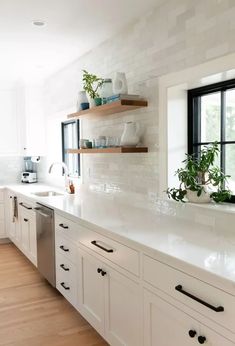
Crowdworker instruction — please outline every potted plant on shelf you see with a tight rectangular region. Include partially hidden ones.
[82,70,104,107]
[166,142,231,203]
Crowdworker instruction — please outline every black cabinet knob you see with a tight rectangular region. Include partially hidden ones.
[188,330,197,338]
[97,268,102,274]
[101,270,107,276]
[198,336,206,344]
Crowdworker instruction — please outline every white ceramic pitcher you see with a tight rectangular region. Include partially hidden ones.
[120,121,140,147]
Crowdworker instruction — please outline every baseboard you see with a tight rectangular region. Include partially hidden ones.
[0,238,11,244]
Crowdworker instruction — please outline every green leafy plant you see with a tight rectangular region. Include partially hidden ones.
[82,70,104,99]
[166,142,231,203]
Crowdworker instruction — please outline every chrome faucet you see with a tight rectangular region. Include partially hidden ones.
[48,162,69,191]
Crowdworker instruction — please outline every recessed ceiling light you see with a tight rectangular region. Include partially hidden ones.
[32,20,46,27]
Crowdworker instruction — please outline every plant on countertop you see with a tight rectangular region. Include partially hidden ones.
[82,70,104,100]
[166,142,231,203]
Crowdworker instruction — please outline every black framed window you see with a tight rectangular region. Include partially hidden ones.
[188,79,235,202]
[62,119,80,177]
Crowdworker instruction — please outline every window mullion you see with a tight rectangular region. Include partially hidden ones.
[221,91,226,175]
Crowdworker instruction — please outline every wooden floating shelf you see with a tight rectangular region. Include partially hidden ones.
[67,99,148,119]
[67,147,148,154]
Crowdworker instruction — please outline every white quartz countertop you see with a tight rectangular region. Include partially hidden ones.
[4,183,235,294]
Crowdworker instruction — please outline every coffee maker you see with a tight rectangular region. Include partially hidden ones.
[21,157,39,183]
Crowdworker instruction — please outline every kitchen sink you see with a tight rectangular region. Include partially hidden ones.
[31,191,64,197]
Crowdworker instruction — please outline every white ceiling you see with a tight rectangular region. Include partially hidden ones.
[0,0,158,85]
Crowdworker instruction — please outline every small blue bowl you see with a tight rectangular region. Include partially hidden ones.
[80,102,89,110]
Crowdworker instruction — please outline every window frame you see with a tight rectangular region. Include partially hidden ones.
[61,119,80,177]
[188,78,235,203]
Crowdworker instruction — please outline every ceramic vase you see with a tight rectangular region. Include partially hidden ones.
[113,72,128,94]
[77,91,89,111]
[120,121,140,147]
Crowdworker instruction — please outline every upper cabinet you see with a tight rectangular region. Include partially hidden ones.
[0,89,21,156]
[0,85,46,157]
[22,86,46,157]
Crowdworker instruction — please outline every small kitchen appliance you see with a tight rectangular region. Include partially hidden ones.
[21,156,39,183]
[21,172,37,183]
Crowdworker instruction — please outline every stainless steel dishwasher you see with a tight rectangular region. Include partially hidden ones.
[35,203,55,287]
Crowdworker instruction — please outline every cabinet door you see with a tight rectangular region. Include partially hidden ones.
[20,212,30,254]
[105,268,142,346]
[28,211,37,266]
[144,289,234,346]
[78,249,105,335]
[0,204,5,238]
[0,89,21,155]
[5,193,18,244]
[19,206,37,266]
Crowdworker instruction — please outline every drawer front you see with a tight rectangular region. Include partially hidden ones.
[55,232,77,264]
[79,228,139,276]
[143,255,235,333]
[56,252,77,283]
[55,213,83,241]
[56,269,77,307]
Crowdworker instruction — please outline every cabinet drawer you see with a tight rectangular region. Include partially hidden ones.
[143,255,235,333]
[55,232,77,264]
[56,252,77,283]
[80,228,139,276]
[55,213,83,241]
[56,269,77,307]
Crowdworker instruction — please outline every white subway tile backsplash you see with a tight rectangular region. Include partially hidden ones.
[43,0,235,199]
[0,157,23,184]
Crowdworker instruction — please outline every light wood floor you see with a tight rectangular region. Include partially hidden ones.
[0,243,108,346]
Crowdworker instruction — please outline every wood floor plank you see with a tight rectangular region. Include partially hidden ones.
[0,243,108,346]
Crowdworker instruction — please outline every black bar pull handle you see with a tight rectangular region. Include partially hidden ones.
[60,245,69,252]
[175,285,224,312]
[60,264,70,271]
[59,223,69,229]
[19,202,32,210]
[24,218,29,222]
[60,282,70,290]
[91,240,114,253]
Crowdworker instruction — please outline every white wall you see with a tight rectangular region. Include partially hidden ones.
[43,0,235,198]
[167,84,188,188]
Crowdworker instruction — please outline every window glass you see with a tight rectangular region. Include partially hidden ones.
[62,120,80,177]
[201,92,221,143]
[188,79,235,202]
[225,89,235,141]
[225,144,235,194]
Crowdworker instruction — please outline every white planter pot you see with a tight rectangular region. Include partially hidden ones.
[186,187,211,203]
[87,96,96,108]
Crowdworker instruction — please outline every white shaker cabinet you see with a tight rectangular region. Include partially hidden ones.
[5,190,19,244]
[0,89,21,156]
[78,249,106,336]
[0,188,5,238]
[18,198,37,266]
[78,248,142,346]
[22,86,46,156]
[143,289,234,346]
